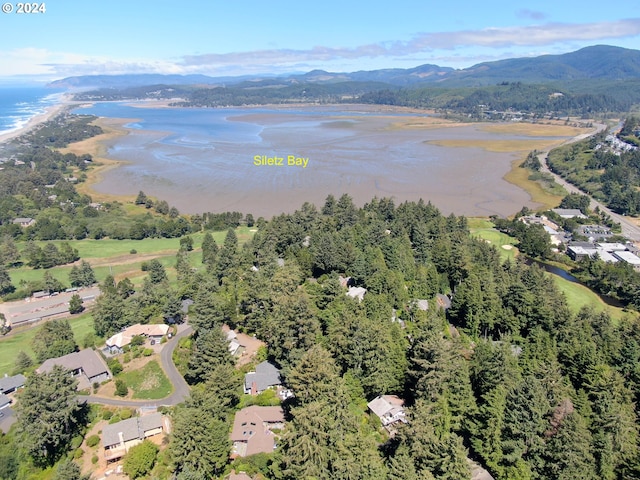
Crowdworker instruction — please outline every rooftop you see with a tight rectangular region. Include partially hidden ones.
[102,413,163,448]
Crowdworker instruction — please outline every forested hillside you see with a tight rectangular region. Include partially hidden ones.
[165,196,640,479]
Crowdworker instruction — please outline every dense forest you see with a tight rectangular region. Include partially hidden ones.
[3,193,640,479]
[547,116,640,215]
[74,80,632,117]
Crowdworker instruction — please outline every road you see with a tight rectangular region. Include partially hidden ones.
[537,124,640,243]
[78,324,193,407]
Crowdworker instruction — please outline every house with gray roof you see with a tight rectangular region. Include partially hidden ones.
[102,413,164,462]
[37,349,111,390]
[244,361,282,395]
[0,394,10,410]
[0,374,25,395]
[368,395,407,428]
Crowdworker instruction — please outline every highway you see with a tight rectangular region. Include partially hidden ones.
[537,124,640,243]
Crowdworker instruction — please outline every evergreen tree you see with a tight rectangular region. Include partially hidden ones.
[16,365,84,466]
[31,319,77,363]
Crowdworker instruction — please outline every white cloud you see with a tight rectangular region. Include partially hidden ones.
[2,18,640,78]
[180,19,640,68]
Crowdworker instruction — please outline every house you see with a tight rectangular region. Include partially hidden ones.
[552,208,587,219]
[230,406,285,458]
[367,395,407,428]
[37,349,111,390]
[105,323,170,354]
[102,413,164,462]
[225,328,246,357]
[244,361,282,395]
[346,286,367,302]
[0,374,25,395]
[0,394,10,410]
[12,217,35,227]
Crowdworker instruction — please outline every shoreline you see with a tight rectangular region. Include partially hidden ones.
[24,99,597,217]
[0,93,75,145]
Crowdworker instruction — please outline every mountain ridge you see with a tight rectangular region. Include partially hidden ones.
[48,45,640,90]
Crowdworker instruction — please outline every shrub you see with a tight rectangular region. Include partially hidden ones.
[115,379,128,397]
[91,455,98,464]
[123,440,158,479]
[107,358,123,376]
[102,410,113,420]
[86,435,100,448]
[120,408,133,420]
[130,249,137,254]
[143,348,153,357]
[74,448,83,459]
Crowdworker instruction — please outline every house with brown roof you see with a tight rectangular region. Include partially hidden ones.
[230,406,285,458]
[105,323,170,354]
[102,413,164,462]
[37,349,111,390]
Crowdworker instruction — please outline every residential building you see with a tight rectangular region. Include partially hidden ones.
[105,323,170,354]
[102,413,164,462]
[230,406,285,458]
[12,217,35,227]
[552,208,587,219]
[613,250,640,271]
[0,394,10,410]
[244,361,282,395]
[0,374,25,395]
[368,395,407,428]
[37,349,111,390]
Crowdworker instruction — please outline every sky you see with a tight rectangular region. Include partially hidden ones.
[0,0,639,82]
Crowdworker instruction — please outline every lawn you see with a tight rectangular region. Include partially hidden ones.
[118,359,173,400]
[0,312,96,376]
[551,274,627,322]
[470,227,519,262]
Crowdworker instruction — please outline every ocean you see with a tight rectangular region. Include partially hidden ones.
[0,86,65,136]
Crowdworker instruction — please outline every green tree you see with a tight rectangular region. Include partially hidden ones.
[93,290,130,337]
[53,460,90,480]
[13,350,33,374]
[201,232,218,267]
[115,379,128,397]
[31,319,77,363]
[69,260,96,287]
[0,264,14,295]
[16,365,84,466]
[123,440,158,479]
[186,327,234,385]
[68,293,84,314]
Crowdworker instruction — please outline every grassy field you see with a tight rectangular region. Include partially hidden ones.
[470,226,519,262]
[0,226,256,375]
[551,274,628,322]
[0,312,95,376]
[10,226,254,286]
[119,359,173,399]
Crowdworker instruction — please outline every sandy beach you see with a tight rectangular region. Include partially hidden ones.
[0,94,74,144]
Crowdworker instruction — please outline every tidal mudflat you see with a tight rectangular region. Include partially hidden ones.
[75,103,585,218]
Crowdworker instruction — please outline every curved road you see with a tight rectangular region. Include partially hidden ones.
[78,324,193,407]
[537,124,640,243]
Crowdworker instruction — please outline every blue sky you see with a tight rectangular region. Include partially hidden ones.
[0,0,639,81]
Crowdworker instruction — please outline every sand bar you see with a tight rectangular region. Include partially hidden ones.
[72,103,589,218]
